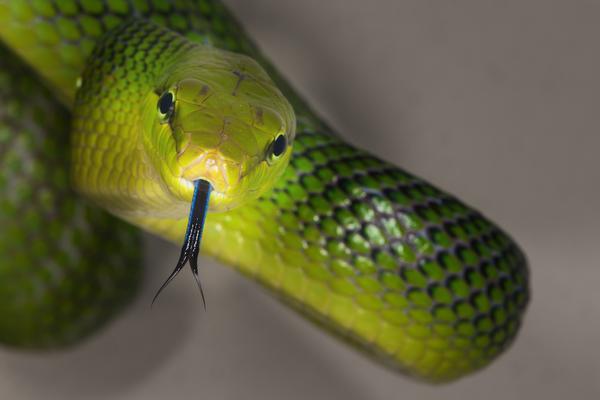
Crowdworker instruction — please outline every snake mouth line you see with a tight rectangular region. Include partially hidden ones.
[178,176,225,203]
[179,151,236,195]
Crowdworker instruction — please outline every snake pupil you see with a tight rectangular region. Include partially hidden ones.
[272,134,287,157]
[158,91,174,116]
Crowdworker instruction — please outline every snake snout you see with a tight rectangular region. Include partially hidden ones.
[179,150,240,195]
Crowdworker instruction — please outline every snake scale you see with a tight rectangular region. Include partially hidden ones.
[0,0,529,382]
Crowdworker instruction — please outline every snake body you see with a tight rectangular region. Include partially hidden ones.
[0,43,142,347]
[0,0,529,382]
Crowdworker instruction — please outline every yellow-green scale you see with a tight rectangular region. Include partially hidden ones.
[0,0,529,381]
[71,20,190,219]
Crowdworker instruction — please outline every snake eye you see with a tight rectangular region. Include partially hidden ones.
[268,134,287,163]
[157,91,175,122]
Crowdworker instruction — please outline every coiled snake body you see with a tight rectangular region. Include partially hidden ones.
[0,0,528,382]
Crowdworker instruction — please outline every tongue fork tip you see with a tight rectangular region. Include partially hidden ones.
[151,179,212,308]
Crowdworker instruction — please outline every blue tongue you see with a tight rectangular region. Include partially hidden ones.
[152,179,212,308]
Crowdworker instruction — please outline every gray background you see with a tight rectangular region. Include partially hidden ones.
[1,0,599,398]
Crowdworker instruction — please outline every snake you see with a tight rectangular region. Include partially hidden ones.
[0,0,529,382]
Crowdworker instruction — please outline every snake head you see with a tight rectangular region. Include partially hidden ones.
[142,47,295,212]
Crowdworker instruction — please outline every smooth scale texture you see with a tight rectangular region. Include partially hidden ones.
[0,0,529,381]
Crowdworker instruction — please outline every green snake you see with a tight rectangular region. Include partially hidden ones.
[0,0,529,382]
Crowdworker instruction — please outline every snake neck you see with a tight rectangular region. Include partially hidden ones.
[71,20,194,220]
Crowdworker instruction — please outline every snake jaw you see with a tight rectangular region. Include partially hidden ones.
[179,151,234,195]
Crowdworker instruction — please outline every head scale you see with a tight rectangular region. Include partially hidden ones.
[141,46,296,213]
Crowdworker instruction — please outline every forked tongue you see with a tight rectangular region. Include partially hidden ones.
[152,179,212,309]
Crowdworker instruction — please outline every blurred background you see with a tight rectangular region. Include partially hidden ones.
[1,0,599,398]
